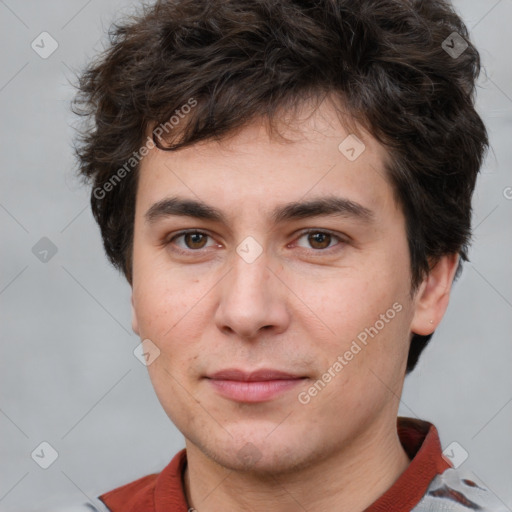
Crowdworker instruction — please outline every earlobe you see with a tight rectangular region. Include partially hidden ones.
[410,253,460,336]
[131,293,140,336]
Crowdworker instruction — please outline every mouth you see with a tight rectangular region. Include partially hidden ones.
[205,368,308,403]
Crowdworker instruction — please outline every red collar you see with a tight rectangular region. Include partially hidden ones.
[100,417,451,512]
[364,417,451,511]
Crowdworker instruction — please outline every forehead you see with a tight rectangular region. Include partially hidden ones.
[136,98,397,223]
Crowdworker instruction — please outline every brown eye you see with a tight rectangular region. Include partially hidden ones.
[295,230,342,251]
[307,232,332,250]
[183,232,208,249]
[167,230,215,252]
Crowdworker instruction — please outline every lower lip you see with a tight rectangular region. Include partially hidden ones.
[207,378,305,402]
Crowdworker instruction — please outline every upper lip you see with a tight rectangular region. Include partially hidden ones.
[207,368,305,381]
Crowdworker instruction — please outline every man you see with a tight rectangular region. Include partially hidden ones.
[69,0,503,510]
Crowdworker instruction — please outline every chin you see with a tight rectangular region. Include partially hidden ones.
[198,433,320,476]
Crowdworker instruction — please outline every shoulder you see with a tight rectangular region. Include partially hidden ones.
[37,473,160,512]
[98,472,160,511]
[51,450,188,512]
[412,466,509,511]
[38,473,158,512]
[42,500,112,512]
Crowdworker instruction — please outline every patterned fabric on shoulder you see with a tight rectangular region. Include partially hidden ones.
[412,467,508,511]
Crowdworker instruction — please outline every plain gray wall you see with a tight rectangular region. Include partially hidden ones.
[1,0,511,510]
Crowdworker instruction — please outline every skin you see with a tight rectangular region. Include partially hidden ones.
[130,96,459,512]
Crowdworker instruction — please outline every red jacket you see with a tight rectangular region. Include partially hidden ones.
[91,417,505,511]
[99,417,455,511]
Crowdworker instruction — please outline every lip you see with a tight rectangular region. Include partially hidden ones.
[205,368,307,403]
[208,368,304,381]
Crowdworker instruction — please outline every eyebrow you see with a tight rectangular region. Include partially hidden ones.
[144,195,374,225]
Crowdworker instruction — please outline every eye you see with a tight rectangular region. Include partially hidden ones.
[294,229,345,252]
[167,230,217,252]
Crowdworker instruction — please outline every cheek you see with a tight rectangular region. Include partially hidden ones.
[294,270,390,335]
[132,264,203,338]
[293,264,411,375]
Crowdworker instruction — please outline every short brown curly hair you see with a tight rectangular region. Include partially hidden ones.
[73,0,488,374]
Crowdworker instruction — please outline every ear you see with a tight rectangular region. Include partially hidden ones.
[131,293,140,336]
[410,253,460,335]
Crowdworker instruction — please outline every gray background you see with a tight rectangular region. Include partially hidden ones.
[0,0,511,510]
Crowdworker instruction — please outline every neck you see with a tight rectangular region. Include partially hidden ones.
[182,417,411,512]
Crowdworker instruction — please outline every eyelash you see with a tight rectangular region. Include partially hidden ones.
[165,228,347,256]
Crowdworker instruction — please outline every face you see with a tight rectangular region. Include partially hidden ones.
[130,97,447,474]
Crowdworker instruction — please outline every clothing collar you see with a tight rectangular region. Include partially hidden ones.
[151,417,451,512]
[99,416,451,512]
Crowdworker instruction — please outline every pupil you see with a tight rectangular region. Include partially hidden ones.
[187,233,205,248]
[310,232,330,249]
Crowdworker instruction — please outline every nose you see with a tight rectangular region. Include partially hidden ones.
[214,249,290,341]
